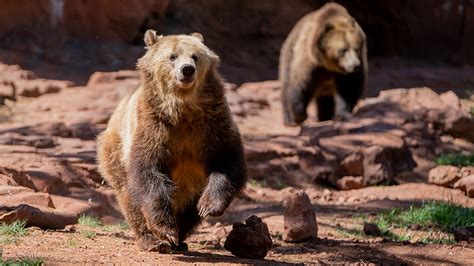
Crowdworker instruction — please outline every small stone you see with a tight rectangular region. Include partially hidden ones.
[224,215,272,259]
[65,225,76,232]
[410,224,422,230]
[282,190,318,242]
[453,226,474,242]
[363,222,382,236]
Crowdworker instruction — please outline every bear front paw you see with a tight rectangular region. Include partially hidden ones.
[197,193,227,218]
[147,222,178,246]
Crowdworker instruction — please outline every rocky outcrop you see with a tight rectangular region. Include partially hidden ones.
[63,0,169,43]
[429,166,461,188]
[0,63,472,231]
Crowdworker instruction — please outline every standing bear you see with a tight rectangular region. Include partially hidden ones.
[97,30,247,253]
[279,3,368,126]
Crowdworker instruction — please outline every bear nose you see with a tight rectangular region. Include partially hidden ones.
[181,65,195,78]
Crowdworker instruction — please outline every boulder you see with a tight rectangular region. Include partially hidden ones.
[428,166,461,188]
[453,175,474,197]
[282,190,317,242]
[2,191,54,208]
[0,204,78,230]
[224,215,272,259]
[0,167,37,190]
[338,152,364,177]
[63,0,169,42]
[25,166,69,194]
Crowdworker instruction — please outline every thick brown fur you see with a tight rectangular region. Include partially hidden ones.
[97,30,246,252]
[279,3,368,126]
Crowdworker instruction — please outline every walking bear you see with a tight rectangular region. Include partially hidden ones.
[97,30,247,253]
[279,3,368,126]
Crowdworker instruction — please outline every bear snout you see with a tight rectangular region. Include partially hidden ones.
[340,50,360,73]
[180,64,196,81]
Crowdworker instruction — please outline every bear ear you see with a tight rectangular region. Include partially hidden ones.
[191,32,204,42]
[144,30,162,47]
[324,23,334,33]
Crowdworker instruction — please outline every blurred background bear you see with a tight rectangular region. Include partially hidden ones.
[0,0,473,264]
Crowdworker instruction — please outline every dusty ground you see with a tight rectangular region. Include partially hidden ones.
[3,185,474,265]
[0,60,473,265]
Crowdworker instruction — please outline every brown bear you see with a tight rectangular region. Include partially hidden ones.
[279,3,368,126]
[97,30,247,253]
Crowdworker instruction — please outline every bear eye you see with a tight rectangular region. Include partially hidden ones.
[191,54,198,62]
[170,54,177,61]
[339,48,348,56]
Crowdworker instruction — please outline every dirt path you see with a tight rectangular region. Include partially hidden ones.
[2,183,474,265]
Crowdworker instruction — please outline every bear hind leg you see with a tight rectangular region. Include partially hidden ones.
[174,199,201,251]
[316,95,335,121]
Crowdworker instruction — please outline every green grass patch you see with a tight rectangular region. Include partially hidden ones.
[81,230,97,239]
[375,202,474,232]
[436,153,474,167]
[420,234,455,245]
[248,178,288,190]
[78,215,103,227]
[117,221,129,230]
[66,237,77,247]
[0,220,27,237]
[335,227,365,239]
[470,106,474,116]
[103,221,129,232]
[0,257,44,266]
[369,202,473,244]
[0,220,27,244]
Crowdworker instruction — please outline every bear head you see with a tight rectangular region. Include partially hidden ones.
[137,30,219,97]
[317,16,365,74]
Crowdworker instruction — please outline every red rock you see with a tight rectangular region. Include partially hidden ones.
[25,166,69,194]
[0,191,54,208]
[0,132,56,148]
[50,195,95,215]
[282,189,317,242]
[0,184,34,195]
[453,175,474,197]
[87,71,139,87]
[0,0,53,41]
[428,166,461,188]
[63,1,169,42]
[14,79,71,98]
[224,215,272,259]
[0,167,37,190]
[338,152,364,177]
[337,176,365,190]
[0,204,78,230]
[0,83,15,104]
[460,167,474,178]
